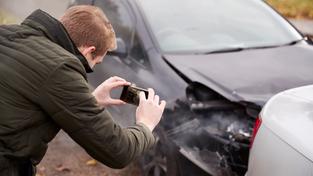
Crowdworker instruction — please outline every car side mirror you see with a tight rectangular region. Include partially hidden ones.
[107,38,128,58]
[304,35,313,45]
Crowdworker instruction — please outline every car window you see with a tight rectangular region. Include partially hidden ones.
[94,0,134,48]
[95,0,149,67]
[129,34,148,66]
[137,0,303,53]
[70,0,93,5]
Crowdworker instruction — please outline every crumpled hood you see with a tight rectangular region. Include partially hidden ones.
[164,43,313,106]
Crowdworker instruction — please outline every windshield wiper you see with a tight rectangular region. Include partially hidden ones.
[199,38,305,55]
[203,47,245,54]
[247,38,304,50]
[283,38,304,46]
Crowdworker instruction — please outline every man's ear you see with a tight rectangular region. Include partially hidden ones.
[79,46,96,59]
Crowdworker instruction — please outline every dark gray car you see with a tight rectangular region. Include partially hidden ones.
[72,0,313,175]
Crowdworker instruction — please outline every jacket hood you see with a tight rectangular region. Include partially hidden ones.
[164,44,313,106]
[21,9,93,73]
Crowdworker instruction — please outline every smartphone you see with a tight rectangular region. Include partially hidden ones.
[120,84,149,106]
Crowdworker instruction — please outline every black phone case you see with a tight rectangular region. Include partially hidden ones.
[120,85,149,106]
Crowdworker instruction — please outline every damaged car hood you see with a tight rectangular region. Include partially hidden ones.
[163,44,313,106]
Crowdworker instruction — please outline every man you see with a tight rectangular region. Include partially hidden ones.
[0,5,166,176]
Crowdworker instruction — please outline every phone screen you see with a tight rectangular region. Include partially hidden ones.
[120,85,149,106]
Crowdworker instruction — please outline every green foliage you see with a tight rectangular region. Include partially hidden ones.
[266,0,313,19]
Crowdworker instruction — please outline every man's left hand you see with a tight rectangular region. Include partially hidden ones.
[92,76,130,107]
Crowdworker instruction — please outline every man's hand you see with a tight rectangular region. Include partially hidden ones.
[136,88,166,132]
[92,76,130,107]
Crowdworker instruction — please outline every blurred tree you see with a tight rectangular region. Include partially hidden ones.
[267,0,313,19]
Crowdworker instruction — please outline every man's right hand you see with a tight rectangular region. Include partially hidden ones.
[135,88,166,132]
[92,76,130,107]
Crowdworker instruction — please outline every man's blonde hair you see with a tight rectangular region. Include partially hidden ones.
[60,5,116,56]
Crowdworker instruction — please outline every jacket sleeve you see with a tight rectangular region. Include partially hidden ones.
[37,60,155,168]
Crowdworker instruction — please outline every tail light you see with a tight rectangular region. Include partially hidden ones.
[250,117,262,148]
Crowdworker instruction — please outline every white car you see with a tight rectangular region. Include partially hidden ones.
[246,85,313,176]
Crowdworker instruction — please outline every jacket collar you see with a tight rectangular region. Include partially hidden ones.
[21,9,93,73]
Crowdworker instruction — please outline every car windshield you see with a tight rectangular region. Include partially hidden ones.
[137,0,303,54]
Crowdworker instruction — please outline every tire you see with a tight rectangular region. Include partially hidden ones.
[140,127,179,176]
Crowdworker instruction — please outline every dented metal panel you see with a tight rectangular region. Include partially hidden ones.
[160,92,255,175]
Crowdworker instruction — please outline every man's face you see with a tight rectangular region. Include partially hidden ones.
[86,51,106,68]
[78,38,117,68]
[78,46,106,68]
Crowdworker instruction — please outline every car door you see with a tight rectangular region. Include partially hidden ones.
[88,0,154,126]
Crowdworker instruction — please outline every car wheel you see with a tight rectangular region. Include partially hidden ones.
[140,127,178,176]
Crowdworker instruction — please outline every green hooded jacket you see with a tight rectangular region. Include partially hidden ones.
[0,9,155,175]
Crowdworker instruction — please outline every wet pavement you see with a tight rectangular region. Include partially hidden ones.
[37,130,141,176]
